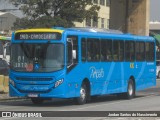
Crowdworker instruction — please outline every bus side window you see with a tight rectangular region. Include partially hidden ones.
[125,41,135,61]
[100,39,112,61]
[81,38,86,62]
[136,41,145,61]
[119,41,124,61]
[146,42,155,61]
[93,39,100,61]
[87,39,92,61]
[87,38,100,61]
[113,40,124,62]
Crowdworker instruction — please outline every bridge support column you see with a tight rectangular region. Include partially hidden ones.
[110,0,150,36]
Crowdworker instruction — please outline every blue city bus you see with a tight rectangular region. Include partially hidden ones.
[9,28,156,105]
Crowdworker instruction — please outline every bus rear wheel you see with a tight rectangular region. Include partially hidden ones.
[117,79,135,99]
[31,98,44,104]
[74,84,87,105]
[125,79,135,99]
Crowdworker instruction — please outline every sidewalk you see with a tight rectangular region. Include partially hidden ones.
[0,93,17,101]
[0,93,27,101]
[0,93,9,100]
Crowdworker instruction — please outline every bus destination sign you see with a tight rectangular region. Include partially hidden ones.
[15,32,62,40]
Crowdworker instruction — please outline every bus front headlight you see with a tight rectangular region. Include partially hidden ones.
[55,79,64,88]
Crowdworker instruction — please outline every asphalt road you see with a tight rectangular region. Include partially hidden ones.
[0,80,160,120]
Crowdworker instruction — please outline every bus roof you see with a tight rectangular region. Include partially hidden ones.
[63,27,155,41]
[14,27,155,42]
[65,27,123,34]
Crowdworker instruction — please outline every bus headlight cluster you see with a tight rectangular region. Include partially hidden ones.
[55,79,64,88]
[10,79,15,87]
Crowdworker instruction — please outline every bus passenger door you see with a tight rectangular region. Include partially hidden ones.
[66,35,79,97]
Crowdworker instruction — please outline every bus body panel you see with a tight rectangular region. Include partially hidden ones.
[9,28,156,100]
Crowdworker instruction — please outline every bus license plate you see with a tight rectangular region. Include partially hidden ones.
[28,94,38,97]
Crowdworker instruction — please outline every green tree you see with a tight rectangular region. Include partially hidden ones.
[11,0,100,29]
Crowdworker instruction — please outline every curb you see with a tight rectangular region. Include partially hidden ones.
[0,94,28,102]
[0,97,29,102]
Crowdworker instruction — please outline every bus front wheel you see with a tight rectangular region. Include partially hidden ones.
[74,84,87,105]
[31,98,44,104]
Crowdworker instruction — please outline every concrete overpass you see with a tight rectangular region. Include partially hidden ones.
[110,0,150,36]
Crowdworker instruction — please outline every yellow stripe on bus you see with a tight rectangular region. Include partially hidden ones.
[15,29,64,34]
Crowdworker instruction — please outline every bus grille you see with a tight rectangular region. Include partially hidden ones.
[16,77,53,81]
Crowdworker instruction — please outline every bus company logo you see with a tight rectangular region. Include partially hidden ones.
[89,66,104,79]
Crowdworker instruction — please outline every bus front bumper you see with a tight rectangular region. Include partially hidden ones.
[9,84,66,98]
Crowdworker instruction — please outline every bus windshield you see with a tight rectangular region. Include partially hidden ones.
[11,43,64,72]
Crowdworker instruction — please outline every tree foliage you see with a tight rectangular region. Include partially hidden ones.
[10,0,100,29]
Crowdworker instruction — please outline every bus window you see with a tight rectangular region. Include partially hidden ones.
[81,38,86,62]
[87,39,93,61]
[113,40,124,61]
[136,42,145,61]
[119,41,124,61]
[93,39,100,61]
[87,38,100,61]
[146,42,155,61]
[125,41,135,61]
[101,39,112,61]
[113,41,119,61]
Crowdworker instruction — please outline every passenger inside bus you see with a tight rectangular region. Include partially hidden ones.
[106,50,111,60]
[87,52,91,60]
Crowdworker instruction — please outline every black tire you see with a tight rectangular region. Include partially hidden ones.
[31,98,44,104]
[125,80,135,99]
[117,80,135,99]
[74,84,87,105]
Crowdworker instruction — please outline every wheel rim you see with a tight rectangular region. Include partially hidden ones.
[80,87,86,100]
[128,83,133,96]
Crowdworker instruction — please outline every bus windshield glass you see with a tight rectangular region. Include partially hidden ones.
[11,43,64,72]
